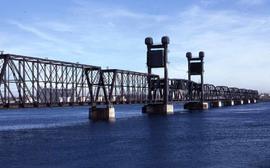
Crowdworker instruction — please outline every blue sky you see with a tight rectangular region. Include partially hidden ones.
[1,0,270,92]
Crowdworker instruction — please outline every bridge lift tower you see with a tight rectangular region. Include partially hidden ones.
[142,36,174,114]
[184,51,209,110]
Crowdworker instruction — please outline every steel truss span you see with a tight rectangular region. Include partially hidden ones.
[0,54,100,108]
[0,54,259,108]
[95,69,150,104]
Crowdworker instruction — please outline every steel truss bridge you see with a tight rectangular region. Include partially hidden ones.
[0,53,258,108]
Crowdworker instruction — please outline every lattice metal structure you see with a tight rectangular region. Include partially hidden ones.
[0,53,259,109]
[145,36,170,105]
[92,69,151,104]
[0,54,100,108]
[169,79,193,101]
[202,85,259,101]
[186,52,205,101]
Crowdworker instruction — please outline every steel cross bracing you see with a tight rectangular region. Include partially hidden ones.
[0,54,100,108]
[86,70,258,104]
[203,85,259,101]
[99,69,150,104]
[0,53,259,108]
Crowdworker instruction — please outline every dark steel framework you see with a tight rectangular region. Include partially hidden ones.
[145,36,170,105]
[85,71,259,104]
[186,52,205,102]
[97,69,150,104]
[0,53,259,108]
[0,54,100,108]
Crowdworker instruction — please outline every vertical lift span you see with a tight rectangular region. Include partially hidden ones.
[142,36,174,114]
[184,51,209,110]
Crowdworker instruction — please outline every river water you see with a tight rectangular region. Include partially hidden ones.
[0,102,270,168]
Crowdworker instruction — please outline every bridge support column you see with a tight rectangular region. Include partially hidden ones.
[210,101,223,108]
[142,103,174,115]
[142,36,174,115]
[234,100,244,105]
[243,99,251,104]
[185,52,207,111]
[251,99,257,103]
[184,102,209,110]
[224,100,234,106]
[89,105,115,121]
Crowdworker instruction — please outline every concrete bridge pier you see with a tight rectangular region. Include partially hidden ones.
[243,99,251,104]
[210,100,223,108]
[142,103,174,115]
[251,99,257,103]
[184,101,209,110]
[89,105,115,121]
[224,100,235,106]
[234,100,244,105]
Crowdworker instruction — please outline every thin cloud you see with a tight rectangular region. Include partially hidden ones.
[238,0,266,5]
[8,20,63,43]
[71,1,169,24]
[100,8,168,22]
[36,21,73,32]
[166,6,270,91]
[2,1,270,92]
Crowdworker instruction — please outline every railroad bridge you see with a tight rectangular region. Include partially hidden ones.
[0,36,258,121]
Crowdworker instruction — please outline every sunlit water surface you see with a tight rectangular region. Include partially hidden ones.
[0,102,270,168]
